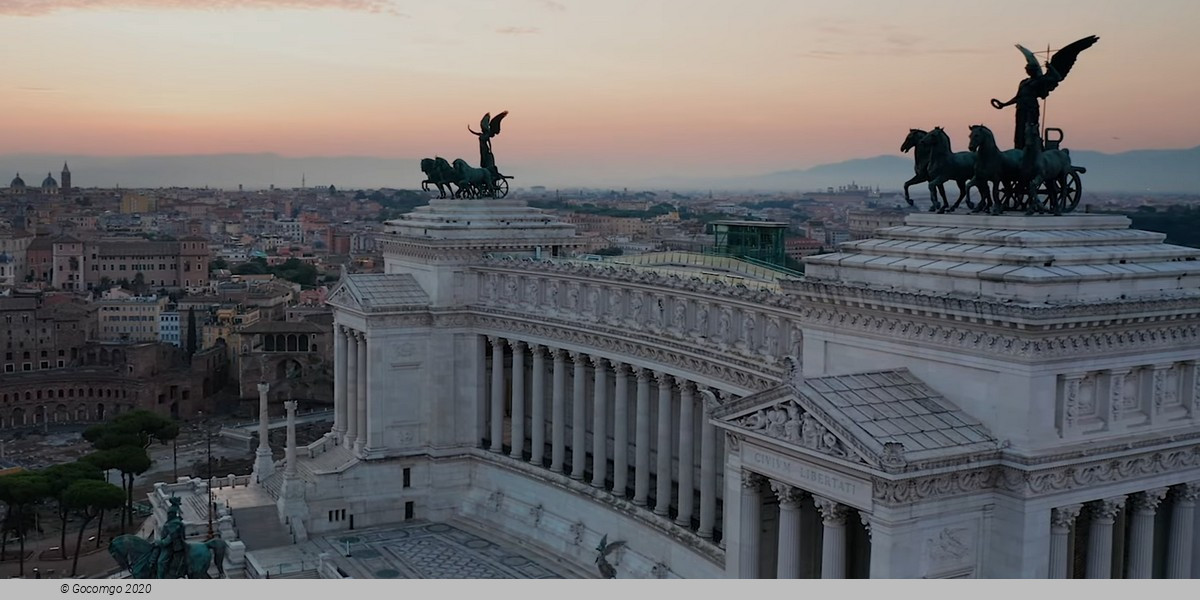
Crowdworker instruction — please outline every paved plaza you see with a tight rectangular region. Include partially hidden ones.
[253,520,582,579]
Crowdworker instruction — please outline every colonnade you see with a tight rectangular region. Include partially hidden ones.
[736,471,869,579]
[481,334,727,541]
[331,324,369,454]
[1048,482,1200,578]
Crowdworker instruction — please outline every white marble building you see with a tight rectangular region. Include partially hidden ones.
[266,199,1200,578]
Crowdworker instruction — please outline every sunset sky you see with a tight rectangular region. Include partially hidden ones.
[1,0,1197,185]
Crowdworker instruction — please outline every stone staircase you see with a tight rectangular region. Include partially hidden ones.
[260,471,284,500]
[231,505,292,551]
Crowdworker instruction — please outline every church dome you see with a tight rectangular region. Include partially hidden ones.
[42,172,58,188]
[10,173,25,188]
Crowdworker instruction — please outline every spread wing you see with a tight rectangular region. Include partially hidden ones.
[1016,44,1041,77]
[1049,35,1099,80]
[600,540,627,557]
[489,110,509,137]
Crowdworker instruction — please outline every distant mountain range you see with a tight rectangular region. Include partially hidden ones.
[2,146,1197,194]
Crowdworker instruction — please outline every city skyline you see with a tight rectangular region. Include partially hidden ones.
[2,0,1198,185]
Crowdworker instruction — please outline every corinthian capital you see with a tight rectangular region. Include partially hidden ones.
[1050,504,1082,530]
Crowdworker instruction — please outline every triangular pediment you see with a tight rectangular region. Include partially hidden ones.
[325,273,430,313]
[717,369,996,471]
[325,280,362,311]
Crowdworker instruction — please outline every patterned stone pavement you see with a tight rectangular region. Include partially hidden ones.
[313,521,569,579]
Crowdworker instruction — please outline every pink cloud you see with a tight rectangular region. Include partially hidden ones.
[0,0,400,16]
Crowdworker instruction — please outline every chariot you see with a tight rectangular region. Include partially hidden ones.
[994,127,1086,214]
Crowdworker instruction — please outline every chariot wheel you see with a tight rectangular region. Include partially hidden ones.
[1062,170,1082,213]
[494,178,509,199]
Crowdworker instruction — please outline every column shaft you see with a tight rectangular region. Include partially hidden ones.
[1127,489,1167,579]
[530,346,546,466]
[654,373,673,516]
[612,363,629,498]
[1086,497,1125,579]
[738,472,762,579]
[675,379,695,527]
[633,368,651,506]
[571,352,587,480]
[489,337,505,453]
[354,330,368,454]
[591,357,608,488]
[284,400,297,477]
[773,483,803,579]
[510,341,526,459]
[698,390,718,539]
[550,350,566,473]
[332,325,346,439]
[1049,504,1082,579]
[1167,484,1199,578]
[815,496,848,579]
[343,331,358,449]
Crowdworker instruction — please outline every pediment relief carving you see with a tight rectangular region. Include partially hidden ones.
[733,398,872,466]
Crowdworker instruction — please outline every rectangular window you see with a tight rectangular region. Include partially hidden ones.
[39,361,49,369]
[404,502,414,520]
[403,468,411,488]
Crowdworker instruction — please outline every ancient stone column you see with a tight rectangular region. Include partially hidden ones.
[698,388,718,539]
[489,336,505,453]
[1127,488,1168,578]
[738,471,763,579]
[654,371,673,517]
[1167,482,1200,578]
[571,351,587,480]
[1049,504,1083,579]
[772,481,804,579]
[814,495,848,579]
[675,378,695,528]
[633,367,651,506]
[283,400,298,477]
[611,362,629,498]
[1086,496,1127,579]
[591,356,608,488]
[332,325,346,441]
[253,382,274,483]
[509,340,526,459]
[551,349,567,473]
[354,329,368,455]
[529,345,546,466]
[344,331,358,450]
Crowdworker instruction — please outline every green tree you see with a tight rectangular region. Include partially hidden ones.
[186,309,198,358]
[64,480,124,577]
[0,472,51,577]
[82,411,179,526]
[132,272,147,294]
[209,257,228,272]
[42,462,103,560]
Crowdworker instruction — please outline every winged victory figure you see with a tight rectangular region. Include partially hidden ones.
[990,35,1099,149]
[595,534,627,579]
[468,110,509,178]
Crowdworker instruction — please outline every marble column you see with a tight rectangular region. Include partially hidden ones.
[675,378,695,528]
[1049,504,1083,579]
[698,388,719,539]
[814,495,848,579]
[344,331,358,450]
[332,325,346,441]
[772,481,804,579]
[253,382,274,483]
[633,367,652,506]
[550,349,567,473]
[489,336,505,453]
[1127,488,1168,578]
[529,345,546,467]
[1167,482,1200,578]
[1086,496,1127,579]
[509,340,526,459]
[571,351,587,480]
[738,471,764,579]
[354,330,368,455]
[591,356,608,488]
[611,362,629,498]
[283,400,298,477]
[654,371,673,517]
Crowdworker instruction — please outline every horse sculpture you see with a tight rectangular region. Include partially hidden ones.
[966,124,1023,215]
[1020,123,1079,215]
[451,158,494,199]
[902,128,971,210]
[916,127,976,213]
[420,157,459,199]
[109,534,227,579]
